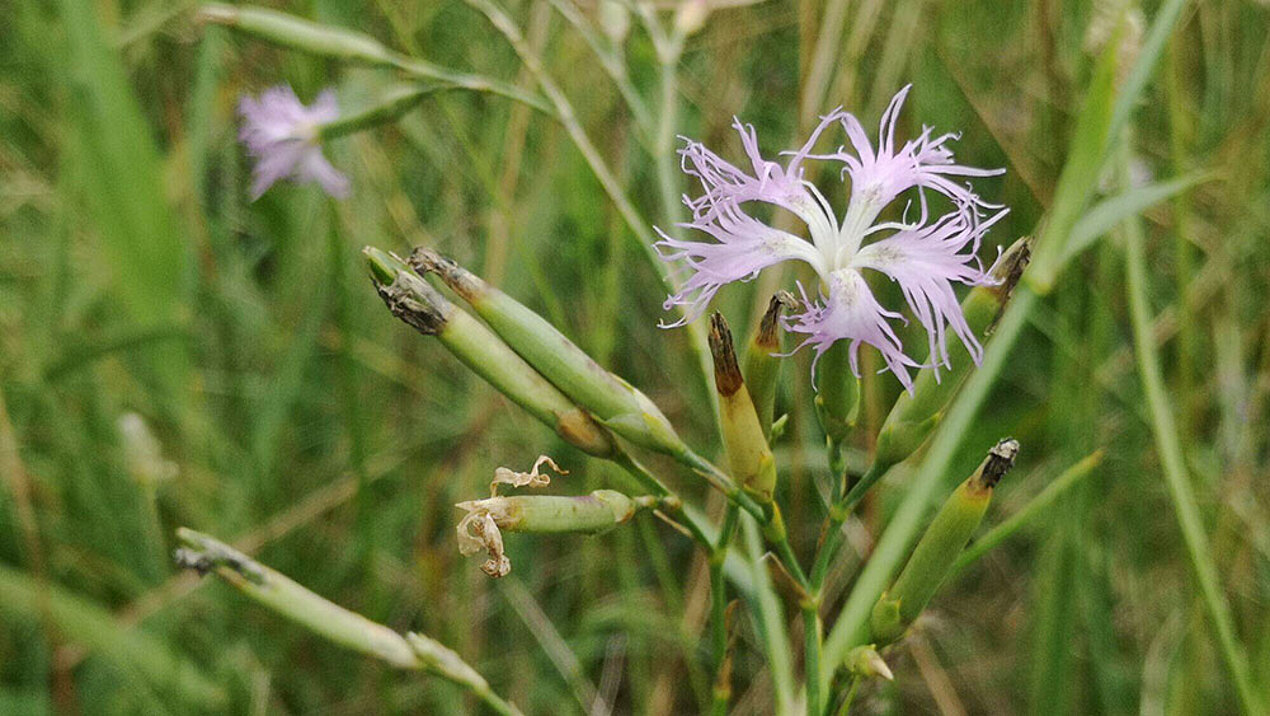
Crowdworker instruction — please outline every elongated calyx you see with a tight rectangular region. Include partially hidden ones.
[861,236,1031,490]
[456,489,661,578]
[410,248,687,458]
[710,313,777,502]
[365,247,616,458]
[743,292,793,438]
[814,340,861,445]
[870,438,1019,645]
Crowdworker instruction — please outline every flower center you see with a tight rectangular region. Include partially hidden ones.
[833,182,886,268]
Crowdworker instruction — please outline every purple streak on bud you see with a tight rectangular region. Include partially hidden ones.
[238,85,349,200]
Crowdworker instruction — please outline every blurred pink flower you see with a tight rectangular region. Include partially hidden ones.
[657,85,1007,391]
[238,85,349,200]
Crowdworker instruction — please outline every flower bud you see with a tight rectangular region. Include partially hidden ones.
[743,293,792,439]
[410,249,687,457]
[365,247,616,458]
[866,237,1031,487]
[814,340,860,445]
[845,645,894,681]
[198,4,396,66]
[709,313,777,502]
[870,439,1019,645]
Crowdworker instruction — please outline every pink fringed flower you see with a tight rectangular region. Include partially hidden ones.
[657,85,1007,391]
[238,85,349,200]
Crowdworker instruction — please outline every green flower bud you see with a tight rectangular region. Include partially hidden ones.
[198,4,396,66]
[743,292,792,439]
[815,340,860,445]
[410,249,687,457]
[845,645,894,681]
[870,439,1019,645]
[709,313,777,502]
[854,237,1031,500]
[365,247,616,458]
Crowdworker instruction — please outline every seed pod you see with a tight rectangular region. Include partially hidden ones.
[710,313,777,502]
[456,490,660,577]
[870,439,1019,645]
[174,528,418,668]
[863,237,1031,490]
[410,249,687,457]
[198,4,396,66]
[365,247,616,458]
[743,292,792,439]
[458,490,655,535]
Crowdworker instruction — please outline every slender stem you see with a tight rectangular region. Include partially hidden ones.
[677,447,766,521]
[611,449,710,543]
[810,459,879,593]
[802,602,823,716]
[835,673,861,716]
[466,0,722,422]
[709,504,740,716]
[1121,149,1262,714]
[545,0,653,131]
[654,35,685,227]
[463,0,665,285]
[771,531,810,591]
[473,686,522,716]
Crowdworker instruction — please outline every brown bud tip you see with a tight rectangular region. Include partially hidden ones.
[989,235,1032,296]
[409,247,485,302]
[979,438,1019,489]
[756,291,794,349]
[708,312,744,396]
[376,273,452,336]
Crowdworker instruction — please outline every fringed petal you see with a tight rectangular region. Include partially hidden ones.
[851,208,1009,377]
[783,270,920,392]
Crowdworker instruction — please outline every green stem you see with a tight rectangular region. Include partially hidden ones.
[771,530,810,592]
[802,601,823,716]
[1121,150,1262,714]
[835,673,861,716]
[709,505,740,716]
[819,287,1036,683]
[809,460,882,593]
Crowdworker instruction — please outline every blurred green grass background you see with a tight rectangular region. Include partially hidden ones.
[2,0,1269,713]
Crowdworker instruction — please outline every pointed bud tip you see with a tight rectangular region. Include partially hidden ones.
[409,247,484,302]
[756,291,794,348]
[980,438,1019,488]
[989,236,1032,295]
[708,312,743,396]
[848,645,895,681]
[363,246,402,285]
[373,268,452,336]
